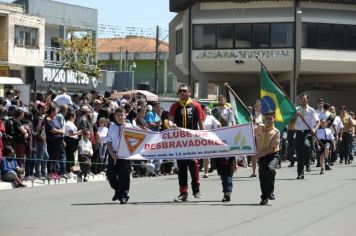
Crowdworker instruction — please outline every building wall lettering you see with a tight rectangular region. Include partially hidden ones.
[194,49,292,60]
[43,67,90,85]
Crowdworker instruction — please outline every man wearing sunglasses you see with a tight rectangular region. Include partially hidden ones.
[169,84,205,202]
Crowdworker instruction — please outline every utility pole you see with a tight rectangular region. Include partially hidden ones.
[125,50,128,71]
[119,46,122,71]
[154,25,159,95]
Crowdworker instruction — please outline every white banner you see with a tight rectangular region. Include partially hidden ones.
[117,123,256,160]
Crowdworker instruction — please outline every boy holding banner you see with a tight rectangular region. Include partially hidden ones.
[212,95,237,202]
[107,107,134,204]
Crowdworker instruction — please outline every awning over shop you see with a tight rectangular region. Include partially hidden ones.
[0,77,24,85]
[111,90,158,101]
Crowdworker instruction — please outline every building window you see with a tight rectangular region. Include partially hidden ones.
[235,24,251,48]
[193,22,294,50]
[217,24,233,49]
[318,24,332,49]
[346,25,356,50]
[176,29,183,55]
[253,24,270,48]
[303,23,356,50]
[303,23,318,48]
[14,25,39,47]
[193,25,216,49]
[332,24,345,49]
[271,23,293,48]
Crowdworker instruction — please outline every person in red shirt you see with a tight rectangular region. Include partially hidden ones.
[168,84,205,202]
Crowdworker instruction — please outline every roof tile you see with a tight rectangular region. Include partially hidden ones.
[97,37,169,53]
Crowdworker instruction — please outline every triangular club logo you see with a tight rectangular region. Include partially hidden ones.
[124,131,146,155]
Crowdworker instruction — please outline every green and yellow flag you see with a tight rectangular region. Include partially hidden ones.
[260,65,296,131]
[226,84,251,124]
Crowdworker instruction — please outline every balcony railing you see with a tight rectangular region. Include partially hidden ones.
[44,46,64,66]
[44,46,95,67]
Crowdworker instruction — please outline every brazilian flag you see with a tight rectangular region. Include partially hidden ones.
[260,65,297,131]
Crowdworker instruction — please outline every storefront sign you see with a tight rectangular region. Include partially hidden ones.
[117,124,256,160]
[194,49,292,60]
[42,67,90,85]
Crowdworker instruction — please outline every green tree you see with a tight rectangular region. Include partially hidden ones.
[60,32,101,79]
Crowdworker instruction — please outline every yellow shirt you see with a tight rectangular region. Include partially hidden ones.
[255,125,280,157]
[341,114,353,133]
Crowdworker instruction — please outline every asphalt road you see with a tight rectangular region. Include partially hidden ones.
[0,162,355,236]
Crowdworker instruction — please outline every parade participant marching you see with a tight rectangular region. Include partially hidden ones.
[201,105,221,178]
[254,110,280,206]
[329,105,344,165]
[295,93,320,179]
[339,105,354,165]
[249,100,263,177]
[318,102,336,170]
[212,95,237,202]
[107,107,134,204]
[286,117,297,168]
[316,119,335,175]
[168,84,205,202]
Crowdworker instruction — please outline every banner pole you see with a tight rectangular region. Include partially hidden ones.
[224,83,249,112]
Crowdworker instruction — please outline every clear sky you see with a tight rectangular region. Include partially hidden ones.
[3,0,176,32]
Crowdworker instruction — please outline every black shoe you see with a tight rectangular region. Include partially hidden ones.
[320,168,324,175]
[120,196,129,204]
[193,192,202,199]
[339,160,343,164]
[316,164,320,167]
[306,167,311,172]
[260,199,268,205]
[288,164,294,168]
[222,192,231,202]
[325,165,332,171]
[112,191,119,201]
[269,193,275,200]
[296,175,304,179]
[174,192,188,202]
[249,174,257,178]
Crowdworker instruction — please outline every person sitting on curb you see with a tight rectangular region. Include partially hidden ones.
[1,146,26,188]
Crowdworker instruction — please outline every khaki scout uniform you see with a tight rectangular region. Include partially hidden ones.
[255,125,280,203]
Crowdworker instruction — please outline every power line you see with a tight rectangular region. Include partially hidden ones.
[98,24,169,42]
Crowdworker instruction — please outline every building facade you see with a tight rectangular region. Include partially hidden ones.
[14,0,109,93]
[169,0,356,110]
[0,1,44,93]
[98,36,179,95]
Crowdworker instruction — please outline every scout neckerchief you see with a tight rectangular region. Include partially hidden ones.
[341,113,349,126]
[179,98,192,128]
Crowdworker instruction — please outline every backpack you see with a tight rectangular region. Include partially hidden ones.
[4,116,15,141]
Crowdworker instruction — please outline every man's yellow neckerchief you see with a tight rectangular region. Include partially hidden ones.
[179,98,193,128]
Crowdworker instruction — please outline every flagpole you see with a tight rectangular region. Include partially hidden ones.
[256,56,324,147]
[224,83,249,111]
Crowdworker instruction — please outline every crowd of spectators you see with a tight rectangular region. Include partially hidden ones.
[0,86,174,187]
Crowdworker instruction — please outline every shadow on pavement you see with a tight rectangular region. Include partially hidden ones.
[71,200,261,206]
[71,202,119,206]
